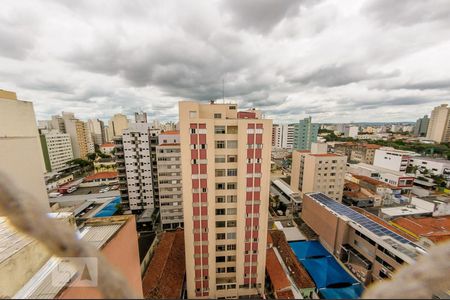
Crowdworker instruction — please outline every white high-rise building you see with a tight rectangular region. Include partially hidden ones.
[271,124,295,149]
[87,119,105,146]
[40,131,74,172]
[426,104,450,143]
[373,147,420,172]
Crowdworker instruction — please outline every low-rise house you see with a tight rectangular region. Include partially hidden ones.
[81,171,118,187]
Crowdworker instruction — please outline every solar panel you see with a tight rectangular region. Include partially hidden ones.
[309,193,417,248]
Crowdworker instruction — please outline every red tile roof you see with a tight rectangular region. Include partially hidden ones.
[84,171,118,181]
[100,143,115,147]
[161,130,180,135]
[352,174,401,190]
[266,248,291,292]
[276,289,296,299]
[391,216,450,244]
[159,143,180,146]
[142,230,185,299]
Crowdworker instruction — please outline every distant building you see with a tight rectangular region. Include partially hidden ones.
[87,118,105,145]
[135,111,148,123]
[100,142,115,155]
[50,115,66,133]
[426,104,450,143]
[108,113,129,138]
[272,124,295,149]
[0,89,48,208]
[293,117,319,150]
[334,142,381,164]
[156,131,183,230]
[344,125,359,138]
[413,115,429,137]
[290,143,346,202]
[40,130,74,172]
[179,101,272,299]
[373,147,420,172]
[62,112,95,159]
[409,157,450,177]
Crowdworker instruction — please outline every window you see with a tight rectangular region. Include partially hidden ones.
[227,182,237,190]
[227,169,237,176]
[216,209,226,215]
[216,245,226,251]
[227,195,237,203]
[217,233,226,240]
[227,220,236,227]
[227,140,238,148]
[217,267,226,273]
[227,255,236,262]
[216,221,226,228]
[216,169,226,176]
[216,141,226,149]
[216,196,226,203]
[227,232,236,239]
[214,113,222,119]
[216,256,226,263]
[227,244,236,251]
[216,183,226,190]
[227,208,237,215]
[215,126,226,134]
[227,155,237,162]
[215,155,226,163]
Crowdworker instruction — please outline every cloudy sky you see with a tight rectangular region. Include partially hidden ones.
[1,0,450,124]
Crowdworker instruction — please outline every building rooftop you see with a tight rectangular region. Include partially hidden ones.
[100,143,115,147]
[84,171,118,182]
[391,216,450,244]
[275,289,296,299]
[158,143,180,146]
[266,248,291,292]
[352,174,401,189]
[410,156,450,164]
[160,130,180,135]
[14,216,131,299]
[309,153,340,157]
[142,230,185,299]
[354,163,414,177]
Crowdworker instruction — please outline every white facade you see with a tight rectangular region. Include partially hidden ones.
[122,123,154,212]
[0,90,48,209]
[272,124,295,149]
[41,131,74,172]
[373,147,419,172]
[87,119,105,145]
[409,157,450,177]
[349,163,415,188]
[344,126,359,138]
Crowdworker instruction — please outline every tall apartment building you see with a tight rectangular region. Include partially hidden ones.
[156,131,183,229]
[50,115,65,133]
[291,143,346,202]
[271,124,295,149]
[426,104,450,143]
[179,101,272,299]
[88,118,105,145]
[40,131,74,172]
[61,112,94,159]
[344,125,359,138]
[0,89,48,209]
[373,147,419,172]
[413,115,429,137]
[119,122,155,213]
[293,117,319,150]
[108,113,129,138]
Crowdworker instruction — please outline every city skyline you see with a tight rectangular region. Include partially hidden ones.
[1,0,449,123]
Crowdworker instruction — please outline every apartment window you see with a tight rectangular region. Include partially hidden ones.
[227,220,236,227]
[216,221,226,228]
[214,113,222,119]
[217,233,226,240]
[215,155,226,163]
[216,183,226,190]
[227,182,237,190]
[227,267,236,273]
[227,140,238,149]
[215,126,226,134]
[227,195,237,203]
[227,126,238,134]
[216,245,226,251]
[227,244,236,251]
[227,232,236,239]
[227,169,237,176]
[227,155,237,162]
[216,209,226,215]
[216,169,226,177]
[227,255,236,262]
[216,141,226,149]
[217,267,226,273]
[227,208,237,215]
[216,196,226,203]
[216,256,226,263]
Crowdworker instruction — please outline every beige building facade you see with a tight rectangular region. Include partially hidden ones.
[62,112,94,159]
[108,113,129,138]
[0,89,48,209]
[426,104,450,143]
[179,101,272,299]
[291,143,346,202]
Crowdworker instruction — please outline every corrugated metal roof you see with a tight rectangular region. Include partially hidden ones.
[14,223,122,299]
[0,217,32,264]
